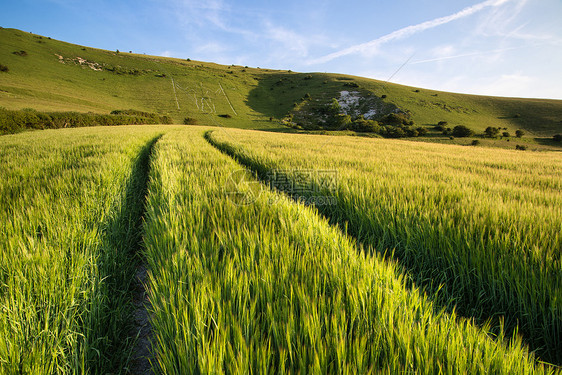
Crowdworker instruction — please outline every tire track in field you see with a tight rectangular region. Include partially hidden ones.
[122,134,163,375]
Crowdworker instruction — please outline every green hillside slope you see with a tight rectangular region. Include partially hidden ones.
[1,27,561,136]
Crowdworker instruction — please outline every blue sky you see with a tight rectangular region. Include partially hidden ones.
[2,0,562,99]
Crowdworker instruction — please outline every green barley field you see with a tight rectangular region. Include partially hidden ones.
[1,124,560,373]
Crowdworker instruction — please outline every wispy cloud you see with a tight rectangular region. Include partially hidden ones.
[307,0,512,65]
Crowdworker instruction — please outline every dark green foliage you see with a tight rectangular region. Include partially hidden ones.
[514,113,521,118]
[303,75,313,80]
[515,144,527,151]
[380,113,413,126]
[183,117,198,125]
[553,134,562,142]
[218,114,232,118]
[452,125,474,137]
[0,64,8,72]
[416,127,428,136]
[502,131,510,138]
[343,82,359,88]
[485,126,500,138]
[12,50,27,56]
[434,125,444,131]
[0,108,172,134]
[381,94,387,99]
[516,129,525,138]
[384,126,407,138]
[438,121,448,127]
[349,117,380,133]
[472,140,480,146]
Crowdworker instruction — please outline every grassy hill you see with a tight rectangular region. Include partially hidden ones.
[1,27,562,137]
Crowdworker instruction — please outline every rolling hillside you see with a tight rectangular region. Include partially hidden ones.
[1,27,562,136]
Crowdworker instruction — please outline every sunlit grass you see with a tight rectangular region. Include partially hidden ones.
[143,127,550,373]
[0,126,164,373]
[208,128,562,365]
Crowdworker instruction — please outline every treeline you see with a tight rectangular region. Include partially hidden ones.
[0,108,173,134]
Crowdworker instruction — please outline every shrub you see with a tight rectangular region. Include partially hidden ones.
[434,125,444,131]
[183,117,198,125]
[12,50,27,57]
[218,114,232,118]
[0,64,8,72]
[514,113,521,118]
[515,145,527,151]
[380,113,412,126]
[452,125,474,137]
[502,131,510,138]
[515,129,525,138]
[385,126,407,138]
[472,140,480,146]
[438,121,448,127]
[303,75,313,80]
[485,126,500,138]
[381,95,387,99]
[350,117,380,133]
[553,134,562,142]
[416,127,428,136]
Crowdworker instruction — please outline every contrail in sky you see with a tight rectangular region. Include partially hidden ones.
[307,0,512,65]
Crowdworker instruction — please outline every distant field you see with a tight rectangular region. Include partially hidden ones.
[1,27,562,138]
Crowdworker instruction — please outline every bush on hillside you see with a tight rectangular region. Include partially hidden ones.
[0,64,8,72]
[515,144,527,151]
[218,114,232,118]
[472,140,480,146]
[416,127,428,136]
[380,113,413,126]
[515,129,525,138]
[485,126,500,138]
[553,134,562,142]
[349,117,380,133]
[502,131,510,138]
[12,50,27,57]
[183,117,198,125]
[452,125,474,137]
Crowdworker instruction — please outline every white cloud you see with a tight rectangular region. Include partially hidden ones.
[307,0,514,65]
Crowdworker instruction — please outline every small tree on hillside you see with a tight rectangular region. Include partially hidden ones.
[452,125,474,137]
[515,129,525,138]
[485,126,500,138]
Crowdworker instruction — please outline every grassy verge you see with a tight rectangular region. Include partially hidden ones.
[207,128,562,365]
[0,126,163,373]
[143,127,548,373]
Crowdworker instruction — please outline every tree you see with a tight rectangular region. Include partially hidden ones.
[485,126,500,138]
[515,129,525,138]
[502,131,510,138]
[452,125,474,137]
